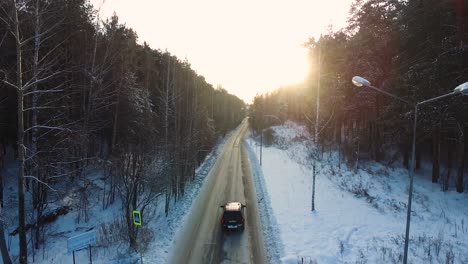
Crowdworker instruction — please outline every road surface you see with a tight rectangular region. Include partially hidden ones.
[168,119,266,264]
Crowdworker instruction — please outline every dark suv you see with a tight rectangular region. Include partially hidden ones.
[220,202,246,232]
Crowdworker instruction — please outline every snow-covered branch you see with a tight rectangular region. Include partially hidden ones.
[0,12,12,31]
[20,18,64,47]
[24,176,57,192]
[23,71,62,91]
[24,125,72,133]
[23,106,66,112]
[23,89,64,97]
[0,32,7,47]
[0,72,18,90]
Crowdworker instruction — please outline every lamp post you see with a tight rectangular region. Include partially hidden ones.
[352,76,468,264]
[259,115,282,166]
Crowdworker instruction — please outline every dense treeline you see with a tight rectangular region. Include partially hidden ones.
[250,0,467,192]
[0,0,244,262]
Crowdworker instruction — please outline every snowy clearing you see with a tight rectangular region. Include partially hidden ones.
[246,121,468,264]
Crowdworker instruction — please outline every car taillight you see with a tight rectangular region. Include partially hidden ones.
[241,218,244,222]
[221,219,224,223]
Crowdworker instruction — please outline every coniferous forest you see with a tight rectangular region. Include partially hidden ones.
[250,0,467,192]
[1,0,468,263]
[0,1,244,262]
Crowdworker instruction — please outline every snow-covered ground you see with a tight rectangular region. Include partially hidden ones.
[4,121,468,264]
[2,134,230,264]
[246,121,468,264]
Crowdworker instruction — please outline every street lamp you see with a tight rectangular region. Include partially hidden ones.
[352,76,468,264]
[454,82,468,95]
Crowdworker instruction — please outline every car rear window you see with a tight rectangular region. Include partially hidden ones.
[223,211,242,221]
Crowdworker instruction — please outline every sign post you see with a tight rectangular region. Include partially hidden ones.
[89,244,92,264]
[67,230,97,264]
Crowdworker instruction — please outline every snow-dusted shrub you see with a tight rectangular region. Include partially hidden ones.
[134,225,154,253]
[366,237,403,263]
[342,142,355,165]
[355,249,368,264]
[361,232,468,264]
[98,217,127,247]
[375,166,390,177]
[262,128,275,147]
[98,216,154,255]
[290,256,318,264]
[383,198,406,213]
[433,232,444,257]
[338,239,345,263]
[350,182,370,198]
[444,243,455,264]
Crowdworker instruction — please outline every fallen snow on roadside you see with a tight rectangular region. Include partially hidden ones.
[246,121,468,264]
[244,134,283,263]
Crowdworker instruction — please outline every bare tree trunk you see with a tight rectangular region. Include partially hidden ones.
[338,120,342,170]
[173,61,180,202]
[31,0,40,176]
[355,135,360,173]
[189,78,198,181]
[0,206,12,264]
[164,54,172,216]
[165,55,171,149]
[164,190,170,217]
[368,122,372,155]
[0,144,11,264]
[444,139,453,192]
[111,98,119,156]
[13,2,28,262]
[456,127,465,193]
[31,0,43,251]
[110,53,125,157]
[311,164,316,211]
[0,144,4,208]
[432,124,440,183]
[373,123,382,162]
[126,203,137,250]
[416,144,422,170]
[403,141,409,169]
[129,165,139,251]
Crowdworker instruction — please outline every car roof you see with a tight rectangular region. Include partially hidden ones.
[224,202,242,211]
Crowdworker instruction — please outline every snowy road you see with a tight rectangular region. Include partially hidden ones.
[168,119,266,264]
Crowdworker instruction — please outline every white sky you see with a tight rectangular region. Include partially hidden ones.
[91,0,353,103]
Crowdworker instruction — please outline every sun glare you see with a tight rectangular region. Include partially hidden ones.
[92,0,353,103]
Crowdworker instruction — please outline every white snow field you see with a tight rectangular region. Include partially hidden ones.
[246,121,468,264]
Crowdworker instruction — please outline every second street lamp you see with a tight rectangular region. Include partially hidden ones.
[351,76,468,264]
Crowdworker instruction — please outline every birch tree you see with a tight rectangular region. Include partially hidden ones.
[0,2,29,262]
[1,1,66,261]
[0,143,11,264]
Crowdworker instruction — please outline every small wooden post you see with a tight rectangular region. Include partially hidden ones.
[72,250,75,264]
[89,245,92,264]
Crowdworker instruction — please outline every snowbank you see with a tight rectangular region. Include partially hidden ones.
[246,121,468,264]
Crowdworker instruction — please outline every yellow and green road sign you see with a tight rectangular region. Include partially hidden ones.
[132,210,142,226]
